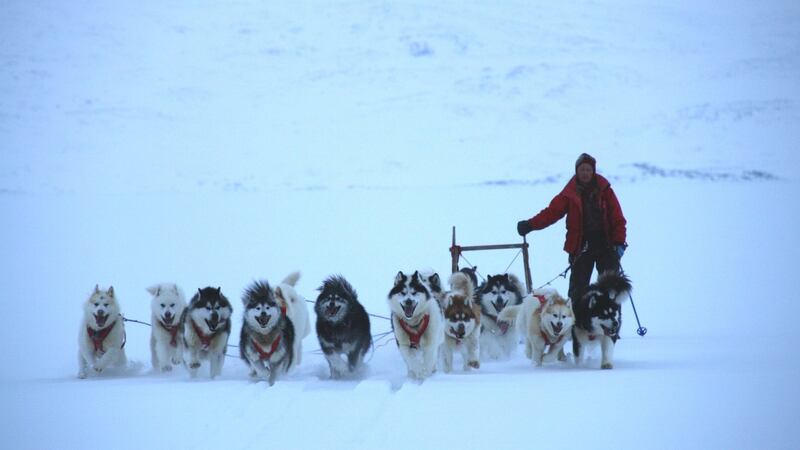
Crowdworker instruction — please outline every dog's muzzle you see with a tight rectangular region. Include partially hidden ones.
[600,324,617,337]
[450,323,466,339]
[492,298,506,313]
[402,300,416,318]
[256,312,270,328]
[94,312,108,328]
[206,313,220,331]
[325,301,340,318]
[162,312,174,326]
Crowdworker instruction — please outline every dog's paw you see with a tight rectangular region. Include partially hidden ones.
[601,362,614,370]
[189,362,201,369]
[171,357,183,365]
[78,371,87,379]
[467,360,480,369]
[93,366,103,373]
[161,365,173,372]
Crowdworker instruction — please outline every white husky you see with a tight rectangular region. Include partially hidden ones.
[78,285,127,378]
[499,288,574,366]
[388,271,444,379]
[147,283,187,372]
[272,271,311,369]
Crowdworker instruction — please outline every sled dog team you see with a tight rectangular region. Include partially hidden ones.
[79,270,631,382]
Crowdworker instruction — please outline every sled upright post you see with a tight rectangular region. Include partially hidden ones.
[449,226,533,294]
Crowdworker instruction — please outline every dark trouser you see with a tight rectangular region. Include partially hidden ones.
[568,243,620,302]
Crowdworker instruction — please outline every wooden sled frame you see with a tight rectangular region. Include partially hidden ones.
[448,226,533,294]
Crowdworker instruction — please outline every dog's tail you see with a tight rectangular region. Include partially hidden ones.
[597,271,632,304]
[281,271,301,287]
[448,272,474,301]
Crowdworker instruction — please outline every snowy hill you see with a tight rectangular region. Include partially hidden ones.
[1,1,799,449]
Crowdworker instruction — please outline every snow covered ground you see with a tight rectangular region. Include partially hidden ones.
[1,1,799,449]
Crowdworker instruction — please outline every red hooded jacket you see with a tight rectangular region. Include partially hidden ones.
[525,174,626,255]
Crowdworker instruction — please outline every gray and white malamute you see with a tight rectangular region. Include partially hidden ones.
[78,285,127,378]
[147,283,186,372]
[240,280,295,385]
[314,275,372,378]
[387,270,444,379]
[441,272,481,372]
[476,273,525,360]
[572,271,632,369]
[183,287,232,379]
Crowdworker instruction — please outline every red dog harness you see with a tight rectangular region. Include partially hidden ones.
[87,321,117,353]
[159,321,181,347]
[191,320,219,350]
[251,336,282,361]
[540,330,565,346]
[397,314,430,349]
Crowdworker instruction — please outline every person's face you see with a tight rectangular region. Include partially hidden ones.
[576,163,594,183]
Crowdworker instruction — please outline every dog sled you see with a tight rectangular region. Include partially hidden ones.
[448,226,533,294]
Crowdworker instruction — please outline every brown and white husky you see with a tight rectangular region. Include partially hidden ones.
[499,288,574,366]
[441,272,481,372]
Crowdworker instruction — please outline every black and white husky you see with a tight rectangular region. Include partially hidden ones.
[182,287,232,379]
[572,272,632,369]
[388,270,444,379]
[147,283,186,372]
[314,275,372,378]
[78,285,127,378]
[240,280,295,385]
[476,273,525,359]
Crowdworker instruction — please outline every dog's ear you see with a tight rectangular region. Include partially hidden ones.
[429,273,440,288]
[146,285,160,296]
[197,288,203,299]
[108,286,115,297]
[394,271,406,285]
[274,286,285,301]
[216,287,221,295]
[172,285,179,296]
[94,284,100,294]
[588,295,596,309]
[565,297,573,309]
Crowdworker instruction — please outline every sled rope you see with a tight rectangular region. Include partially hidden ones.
[534,243,591,290]
[456,253,486,283]
[122,316,151,327]
[457,248,526,284]
[504,248,522,274]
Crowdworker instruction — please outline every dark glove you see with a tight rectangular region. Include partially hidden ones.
[517,220,532,236]
[615,244,627,259]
